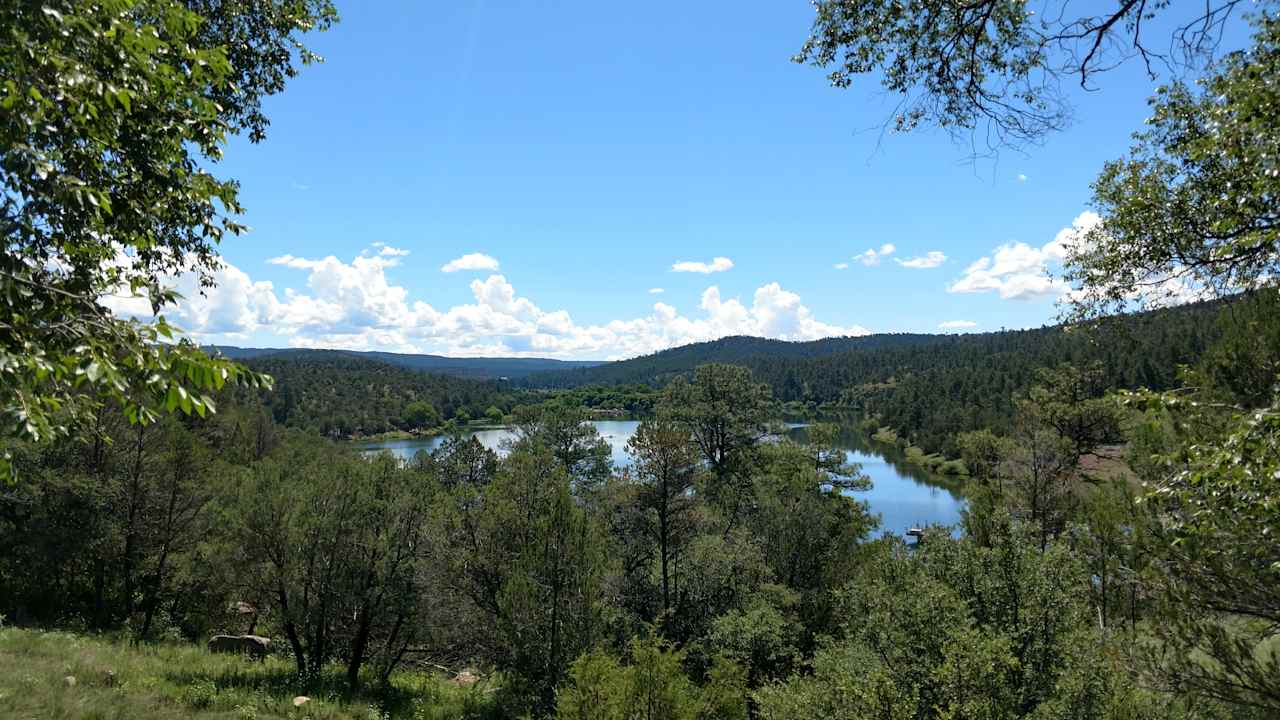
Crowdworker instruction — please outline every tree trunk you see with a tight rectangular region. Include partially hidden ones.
[92,558,108,629]
[139,469,183,639]
[122,425,147,619]
[277,583,308,675]
[659,489,670,614]
[377,611,409,688]
[346,605,373,689]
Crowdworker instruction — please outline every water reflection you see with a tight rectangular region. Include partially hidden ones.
[357,419,965,535]
[805,424,964,535]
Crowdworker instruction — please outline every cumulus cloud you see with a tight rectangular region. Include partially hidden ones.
[441,252,500,273]
[104,258,280,340]
[939,320,977,330]
[1017,174,1027,183]
[947,212,1100,300]
[857,243,896,266]
[833,262,849,270]
[378,246,410,257]
[896,251,947,269]
[672,256,734,274]
[648,288,665,294]
[121,252,869,359]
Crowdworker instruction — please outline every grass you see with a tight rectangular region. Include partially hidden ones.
[356,429,419,441]
[0,628,498,720]
[902,445,947,472]
[869,425,970,479]
[871,427,899,444]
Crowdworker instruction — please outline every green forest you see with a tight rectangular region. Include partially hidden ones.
[232,352,658,438]
[2,1,1279,720]
[527,296,1268,455]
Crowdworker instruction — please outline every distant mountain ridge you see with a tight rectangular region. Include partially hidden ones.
[523,299,1241,454]
[206,345,603,380]
[522,333,946,387]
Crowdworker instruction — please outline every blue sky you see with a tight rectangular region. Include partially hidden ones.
[152,1,1254,359]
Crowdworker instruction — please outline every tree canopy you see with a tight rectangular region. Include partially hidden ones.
[1066,14,1280,317]
[0,0,335,478]
[797,0,1257,149]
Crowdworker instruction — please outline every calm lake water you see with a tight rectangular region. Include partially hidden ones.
[357,420,965,536]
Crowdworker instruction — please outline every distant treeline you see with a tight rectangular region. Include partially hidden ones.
[527,297,1268,454]
[242,352,510,436]
[211,345,603,379]
[241,352,661,438]
[238,297,1269,454]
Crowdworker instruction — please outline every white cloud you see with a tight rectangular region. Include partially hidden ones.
[379,246,410,257]
[857,243,896,266]
[441,252,500,273]
[833,262,849,270]
[1017,174,1027,183]
[672,256,734,274]
[267,254,307,268]
[105,258,280,340]
[121,252,869,360]
[939,320,977,330]
[648,287,665,294]
[947,212,1100,300]
[896,251,947,269]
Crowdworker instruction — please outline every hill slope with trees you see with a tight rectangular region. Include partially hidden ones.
[530,299,1247,454]
[524,334,941,388]
[241,353,513,437]
[210,346,601,380]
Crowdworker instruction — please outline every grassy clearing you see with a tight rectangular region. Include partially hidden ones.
[870,426,899,444]
[0,628,498,720]
[870,426,970,479]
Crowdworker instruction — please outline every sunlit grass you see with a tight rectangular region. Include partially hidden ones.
[0,628,498,720]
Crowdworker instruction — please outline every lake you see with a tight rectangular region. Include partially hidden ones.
[357,420,965,536]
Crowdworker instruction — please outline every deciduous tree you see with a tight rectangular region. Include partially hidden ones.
[0,0,335,478]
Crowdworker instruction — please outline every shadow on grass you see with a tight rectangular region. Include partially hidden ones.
[162,663,419,716]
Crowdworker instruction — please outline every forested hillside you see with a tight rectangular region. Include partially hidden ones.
[243,353,512,437]
[233,298,1242,453]
[533,298,1250,454]
[525,334,942,387]
[212,346,601,380]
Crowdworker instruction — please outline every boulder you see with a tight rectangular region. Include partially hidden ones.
[451,669,480,687]
[228,601,257,616]
[208,634,271,658]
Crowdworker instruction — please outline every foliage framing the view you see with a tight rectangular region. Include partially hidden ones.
[0,0,337,479]
[1066,13,1280,317]
[796,0,1255,149]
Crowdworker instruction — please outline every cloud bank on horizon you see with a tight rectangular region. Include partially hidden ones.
[101,210,1209,359]
[946,211,1098,300]
[107,252,869,360]
[944,210,1211,307]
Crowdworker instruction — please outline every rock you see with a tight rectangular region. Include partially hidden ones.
[63,676,76,688]
[208,634,272,658]
[292,695,310,707]
[451,669,480,687]
[228,601,257,616]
